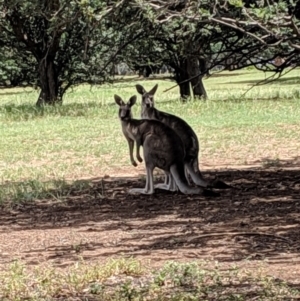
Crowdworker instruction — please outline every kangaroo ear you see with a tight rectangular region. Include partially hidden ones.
[136,84,146,95]
[128,95,137,107]
[114,94,125,106]
[148,84,158,96]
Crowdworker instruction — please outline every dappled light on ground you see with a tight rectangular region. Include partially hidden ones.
[0,165,300,284]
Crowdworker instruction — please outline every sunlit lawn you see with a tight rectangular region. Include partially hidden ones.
[0,68,300,198]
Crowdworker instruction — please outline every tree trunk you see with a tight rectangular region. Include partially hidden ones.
[176,57,207,100]
[36,57,60,106]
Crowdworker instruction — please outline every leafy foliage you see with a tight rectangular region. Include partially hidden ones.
[123,0,300,84]
[0,0,143,103]
[1,0,300,103]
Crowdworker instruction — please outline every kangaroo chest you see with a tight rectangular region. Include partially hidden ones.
[123,123,140,141]
[141,107,159,120]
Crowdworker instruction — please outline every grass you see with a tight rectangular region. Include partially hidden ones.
[0,179,96,203]
[1,69,300,201]
[0,258,298,300]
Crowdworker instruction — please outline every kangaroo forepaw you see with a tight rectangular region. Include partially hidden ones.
[137,156,143,163]
[131,160,138,167]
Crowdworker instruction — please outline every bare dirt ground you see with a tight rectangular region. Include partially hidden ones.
[1,163,300,287]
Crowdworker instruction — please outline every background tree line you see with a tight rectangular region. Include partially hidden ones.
[1,0,300,105]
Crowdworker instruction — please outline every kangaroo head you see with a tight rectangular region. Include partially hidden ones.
[136,84,158,108]
[114,95,137,120]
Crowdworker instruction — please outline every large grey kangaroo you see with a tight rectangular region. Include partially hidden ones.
[115,94,204,195]
[136,83,209,188]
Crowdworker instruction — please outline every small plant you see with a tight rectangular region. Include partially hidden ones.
[154,261,205,288]
[89,282,104,295]
[118,279,139,300]
[103,257,145,277]
[73,244,82,254]
[262,158,281,168]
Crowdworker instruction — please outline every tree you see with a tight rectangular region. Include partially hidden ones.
[120,1,255,99]
[2,0,299,104]
[124,0,300,99]
[121,1,215,99]
[208,0,300,74]
[0,0,143,105]
[156,0,300,74]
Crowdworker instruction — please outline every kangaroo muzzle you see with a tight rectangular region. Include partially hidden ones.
[120,108,131,120]
[145,100,154,108]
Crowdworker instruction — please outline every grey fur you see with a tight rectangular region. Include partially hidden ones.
[115,94,203,195]
[136,84,208,188]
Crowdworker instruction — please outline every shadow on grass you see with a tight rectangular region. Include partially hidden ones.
[0,102,108,120]
[0,89,34,96]
[0,97,207,120]
[0,158,300,272]
[112,75,174,83]
[226,75,300,86]
[208,72,245,78]
[84,71,245,86]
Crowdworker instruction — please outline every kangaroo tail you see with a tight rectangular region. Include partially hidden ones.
[170,164,202,195]
[192,157,207,178]
[187,159,209,188]
[192,157,200,174]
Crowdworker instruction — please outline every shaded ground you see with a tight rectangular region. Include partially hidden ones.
[1,166,300,285]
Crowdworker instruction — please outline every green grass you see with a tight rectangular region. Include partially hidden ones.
[1,69,300,200]
[0,259,298,300]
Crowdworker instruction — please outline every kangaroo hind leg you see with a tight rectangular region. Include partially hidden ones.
[129,165,155,195]
[155,171,177,192]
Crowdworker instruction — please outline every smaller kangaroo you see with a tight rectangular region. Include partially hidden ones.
[136,83,209,188]
[115,94,204,195]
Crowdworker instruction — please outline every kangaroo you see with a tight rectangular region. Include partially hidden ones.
[114,94,204,195]
[136,83,209,188]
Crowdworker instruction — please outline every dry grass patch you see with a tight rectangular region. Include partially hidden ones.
[0,259,298,301]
